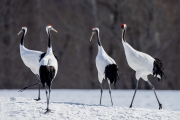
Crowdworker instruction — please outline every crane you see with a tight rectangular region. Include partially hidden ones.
[18,26,44,101]
[121,24,165,109]
[39,24,58,113]
[90,27,120,106]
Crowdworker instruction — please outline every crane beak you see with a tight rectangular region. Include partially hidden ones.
[90,32,95,41]
[17,30,22,35]
[52,28,58,33]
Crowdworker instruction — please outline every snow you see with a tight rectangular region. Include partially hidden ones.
[0,90,180,120]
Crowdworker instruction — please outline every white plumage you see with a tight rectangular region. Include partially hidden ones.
[18,27,43,100]
[39,47,58,79]
[121,24,165,109]
[20,46,43,75]
[90,27,119,106]
[96,46,116,83]
[122,41,155,80]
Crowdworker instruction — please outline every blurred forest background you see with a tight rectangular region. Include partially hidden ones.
[0,0,179,89]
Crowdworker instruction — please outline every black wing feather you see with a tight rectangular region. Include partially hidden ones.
[39,65,55,88]
[104,64,120,86]
[153,58,166,82]
[39,52,58,62]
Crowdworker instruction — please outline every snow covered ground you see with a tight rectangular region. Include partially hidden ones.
[0,89,180,120]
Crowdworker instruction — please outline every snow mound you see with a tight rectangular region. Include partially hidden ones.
[0,97,180,120]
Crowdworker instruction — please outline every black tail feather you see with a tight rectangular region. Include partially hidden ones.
[153,58,165,82]
[39,65,55,88]
[104,64,120,86]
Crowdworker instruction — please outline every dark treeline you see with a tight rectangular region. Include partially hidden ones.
[0,0,179,89]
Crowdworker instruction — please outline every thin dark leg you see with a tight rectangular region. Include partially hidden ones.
[47,88,51,110]
[108,82,113,106]
[35,84,41,100]
[39,84,41,98]
[44,85,50,114]
[45,83,52,114]
[129,80,139,108]
[100,83,103,105]
[147,80,162,109]
[18,83,39,92]
[34,75,41,101]
[45,85,48,104]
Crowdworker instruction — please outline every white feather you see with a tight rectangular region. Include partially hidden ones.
[122,40,155,81]
[20,45,43,75]
[96,46,116,83]
[39,48,58,79]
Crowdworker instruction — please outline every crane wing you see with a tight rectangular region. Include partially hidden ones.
[20,46,43,74]
[123,42,154,72]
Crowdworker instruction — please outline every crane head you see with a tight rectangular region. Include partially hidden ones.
[90,27,99,41]
[46,24,58,35]
[121,24,127,29]
[17,26,27,35]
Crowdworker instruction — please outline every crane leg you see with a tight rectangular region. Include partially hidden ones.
[45,82,52,114]
[147,80,162,110]
[37,84,41,100]
[44,84,51,114]
[18,82,39,92]
[108,81,113,106]
[130,80,139,108]
[100,83,103,105]
[34,75,41,101]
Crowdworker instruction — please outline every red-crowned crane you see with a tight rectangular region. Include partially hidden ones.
[121,24,165,109]
[90,27,120,106]
[18,26,45,101]
[39,24,58,113]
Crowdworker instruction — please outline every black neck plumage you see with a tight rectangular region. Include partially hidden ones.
[48,29,52,48]
[20,29,25,46]
[122,29,126,42]
[95,31,101,46]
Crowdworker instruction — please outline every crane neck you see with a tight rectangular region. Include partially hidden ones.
[95,31,101,46]
[122,29,126,42]
[20,29,25,46]
[97,45,104,53]
[47,29,53,54]
[47,29,52,48]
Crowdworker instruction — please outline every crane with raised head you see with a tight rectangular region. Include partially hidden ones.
[18,26,45,101]
[121,24,165,109]
[39,24,58,113]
